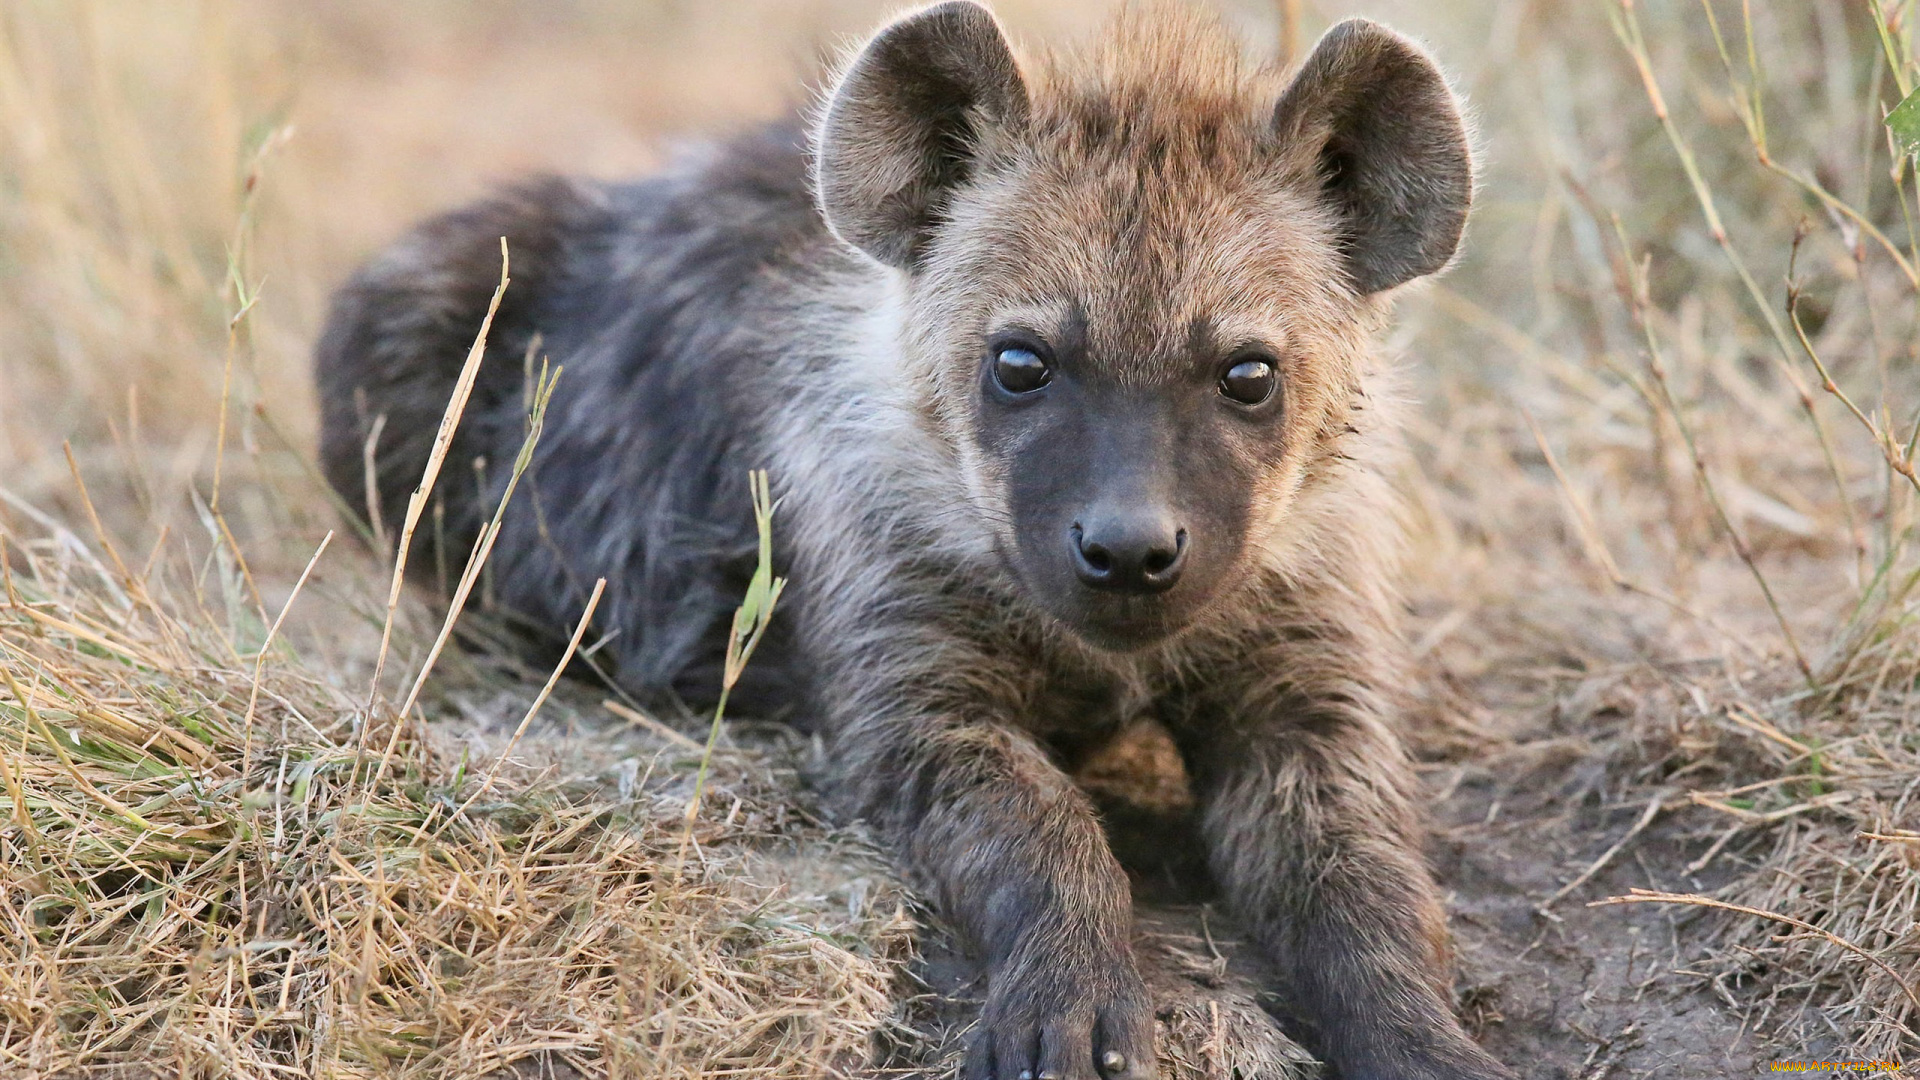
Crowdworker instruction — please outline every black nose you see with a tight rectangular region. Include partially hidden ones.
[1070,516,1188,594]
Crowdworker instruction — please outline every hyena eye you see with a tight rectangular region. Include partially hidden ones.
[989,343,1052,395]
[1219,355,1278,406]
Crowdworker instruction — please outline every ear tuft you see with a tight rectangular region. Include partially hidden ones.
[814,1,1027,269]
[1272,19,1472,294]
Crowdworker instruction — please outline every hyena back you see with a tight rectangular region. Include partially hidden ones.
[316,5,1509,1079]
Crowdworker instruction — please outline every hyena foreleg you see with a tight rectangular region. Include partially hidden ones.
[843,712,1156,1080]
[1182,698,1512,1080]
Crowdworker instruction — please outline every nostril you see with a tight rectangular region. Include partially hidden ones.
[1141,529,1188,578]
[1071,524,1114,578]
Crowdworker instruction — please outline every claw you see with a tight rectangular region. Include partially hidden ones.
[1101,1050,1128,1075]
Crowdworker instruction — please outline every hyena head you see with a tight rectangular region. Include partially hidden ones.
[814,1,1471,650]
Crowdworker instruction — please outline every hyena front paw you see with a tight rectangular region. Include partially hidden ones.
[965,951,1157,1080]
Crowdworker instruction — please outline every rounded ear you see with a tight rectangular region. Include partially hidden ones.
[1271,19,1473,295]
[814,1,1028,269]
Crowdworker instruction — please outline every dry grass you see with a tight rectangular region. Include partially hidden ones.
[2,0,1919,1074]
[0,472,913,1078]
[1390,0,1920,1062]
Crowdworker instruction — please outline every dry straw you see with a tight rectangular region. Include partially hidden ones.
[0,456,913,1080]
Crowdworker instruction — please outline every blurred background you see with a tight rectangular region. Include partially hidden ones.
[1,0,1915,1075]
[3,0,1905,619]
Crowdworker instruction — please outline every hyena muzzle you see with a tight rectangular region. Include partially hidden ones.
[315,4,1511,1078]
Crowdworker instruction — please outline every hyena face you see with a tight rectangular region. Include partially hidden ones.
[927,170,1351,648]
[817,1,1470,649]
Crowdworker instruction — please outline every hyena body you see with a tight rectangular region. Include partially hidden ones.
[317,5,1509,1079]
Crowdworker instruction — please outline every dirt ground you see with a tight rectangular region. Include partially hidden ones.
[1431,732,1762,1079]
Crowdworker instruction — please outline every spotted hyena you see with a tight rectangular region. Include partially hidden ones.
[316,4,1505,1078]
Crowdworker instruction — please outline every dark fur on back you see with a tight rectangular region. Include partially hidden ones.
[317,128,821,710]
[317,6,1509,1080]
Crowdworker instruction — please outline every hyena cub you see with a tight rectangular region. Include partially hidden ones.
[317,4,1508,1078]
